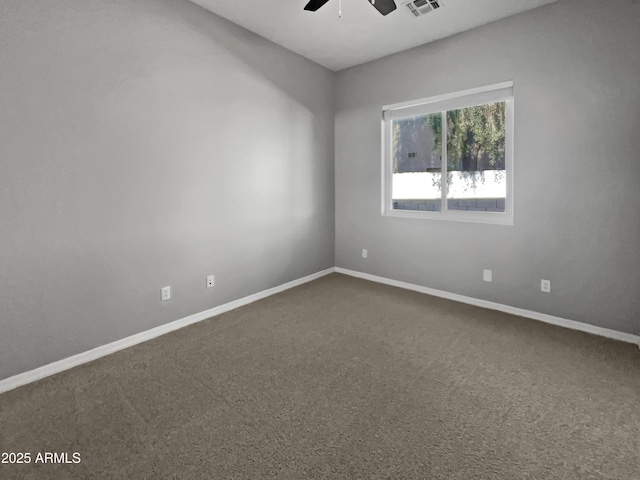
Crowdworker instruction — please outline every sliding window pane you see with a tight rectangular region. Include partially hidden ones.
[446,102,506,212]
[391,113,442,212]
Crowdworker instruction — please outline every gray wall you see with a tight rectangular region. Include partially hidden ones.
[0,0,335,380]
[335,0,640,335]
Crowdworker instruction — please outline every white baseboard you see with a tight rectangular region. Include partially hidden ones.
[335,267,640,347]
[0,268,335,395]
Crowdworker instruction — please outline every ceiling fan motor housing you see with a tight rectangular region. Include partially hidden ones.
[304,0,398,16]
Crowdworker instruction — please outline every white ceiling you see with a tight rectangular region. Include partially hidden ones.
[188,0,558,71]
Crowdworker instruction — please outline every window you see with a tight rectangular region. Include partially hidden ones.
[382,82,514,224]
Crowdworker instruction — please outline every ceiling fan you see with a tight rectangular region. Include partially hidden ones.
[304,0,397,16]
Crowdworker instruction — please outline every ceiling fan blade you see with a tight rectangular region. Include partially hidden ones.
[368,0,397,15]
[304,0,332,11]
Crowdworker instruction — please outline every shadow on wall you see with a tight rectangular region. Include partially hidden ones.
[170,0,333,114]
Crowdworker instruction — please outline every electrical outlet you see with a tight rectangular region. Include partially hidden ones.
[206,275,215,288]
[161,286,171,301]
[541,279,551,293]
[362,249,368,258]
[483,269,492,282]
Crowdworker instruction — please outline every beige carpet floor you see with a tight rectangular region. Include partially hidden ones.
[1,273,639,479]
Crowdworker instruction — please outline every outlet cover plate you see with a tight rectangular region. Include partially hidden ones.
[161,286,171,301]
[541,279,551,293]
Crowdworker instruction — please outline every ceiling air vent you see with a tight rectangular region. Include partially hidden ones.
[403,0,443,17]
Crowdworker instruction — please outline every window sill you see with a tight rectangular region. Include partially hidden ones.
[382,208,513,225]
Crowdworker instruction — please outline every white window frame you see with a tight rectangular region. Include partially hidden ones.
[381,81,514,225]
